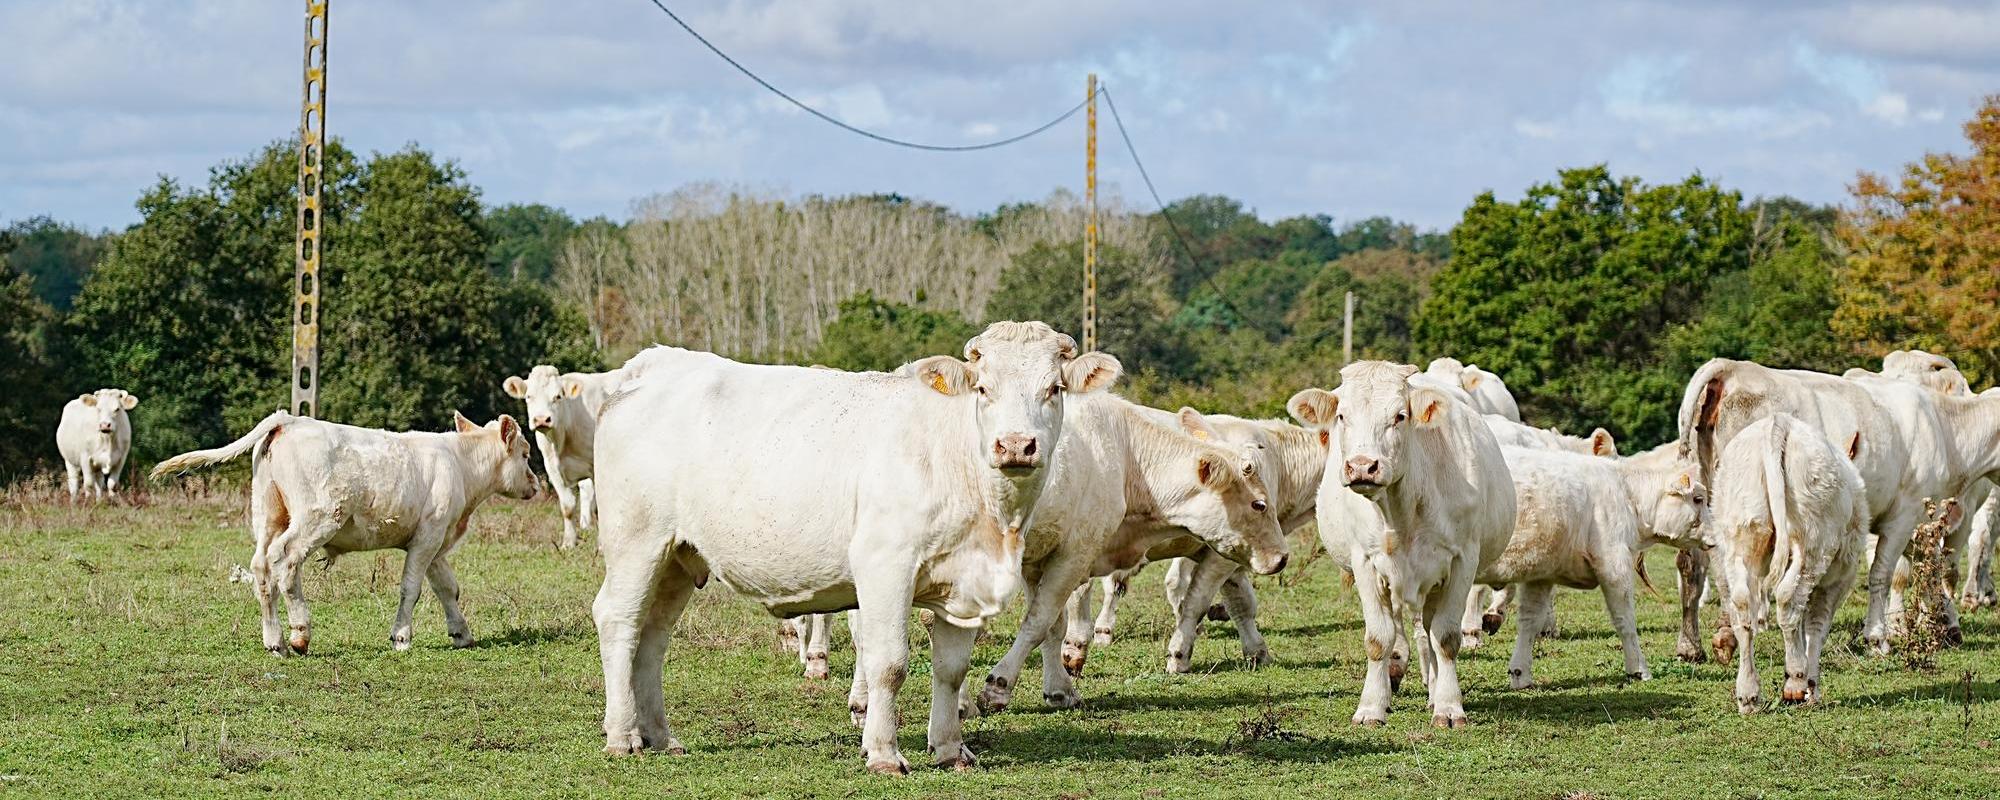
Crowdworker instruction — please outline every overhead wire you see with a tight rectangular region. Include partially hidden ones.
[1099,87,1251,329]
[641,0,1093,152]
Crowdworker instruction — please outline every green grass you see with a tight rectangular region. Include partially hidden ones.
[4,488,1999,798]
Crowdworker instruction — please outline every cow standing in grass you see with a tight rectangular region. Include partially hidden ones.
[56,388,137,502]
[503,365,628,550]
[151,410,537,655]
[589,323,1119,773]
[1289,361,1516,728]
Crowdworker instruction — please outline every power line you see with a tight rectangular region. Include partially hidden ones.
[1099,87,1251,329]
[641,0,1093,152]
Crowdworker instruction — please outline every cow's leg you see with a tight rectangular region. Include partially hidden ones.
[426,557,475,649]
[802,614,831,680]
[1675,548,1709,662]
[632,561,697,754]
[845,610,870,727]
[1804,557,1860,705]
[779,617,803,659]
[1506,582,1554,690]
[1351,560,1397,726]
[982,555,1092,713]
[925,615,979,770]
[1865,506,1926,654]
[852,579,916,775]
[1165,553,1238,673]
[1037,607,1079,709]
[1600,561,1651,682]
[1423,565,1475,729]
[1219,566,1270,666]
[250,482,287,654]
[1060,582,1097,678]
[577,478,596,532]
[1092,569,1133,646]
[555,481,581,551]
[272,512,337,656]
[593,540,663,755]
[63,461,79,503]
[390,534,445,652]
[104,462,121,498]
[1714,546,1761,714]
[1486,585,1516,635]
[1968,492,2000,609]
[1774,566,1815,705]
[1460,585,1491,650]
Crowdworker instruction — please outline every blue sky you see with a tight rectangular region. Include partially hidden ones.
[3,0,1996,232]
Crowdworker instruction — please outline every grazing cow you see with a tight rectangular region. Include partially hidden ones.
[1071,410,1324,674]
[589,323,1118,772]
[1473,445,1708,688]
[1426,357,1522,422]
[1707,414,1871,713]
[1858,351,1998,610]
[56,388,137,502]
[151,410,537,655]
[503,365,629,549]
[1289,361,1516,728]
[926,394,1288,714]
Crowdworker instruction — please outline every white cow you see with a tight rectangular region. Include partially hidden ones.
[1071,410,1324,674]
[1483,415,1615,456]
[56,388,137,501]
[1707,414,1871,713]
[925,393,1288,714]
[1473,445,1708,689]
[1289,361,1516,728]
[151,410,537,655]
[1426,357,1522,421]
[1857,350,1998,610]
[589,323,1118,772]
[503,365,628,549]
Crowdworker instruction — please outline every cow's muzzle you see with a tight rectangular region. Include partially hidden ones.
[97,423,114,433]
[1251,551,1289,576]
[1342,456,1384,491]
[993,434,1040,472]
[531,415,553,431]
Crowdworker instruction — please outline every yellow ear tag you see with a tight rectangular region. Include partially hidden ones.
[930,373,949,394]
[1191,430,1210,440]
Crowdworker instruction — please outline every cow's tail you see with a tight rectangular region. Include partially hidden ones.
[1761,415,1796,589]
[1676,359,1731,486]
[150,410,296,479]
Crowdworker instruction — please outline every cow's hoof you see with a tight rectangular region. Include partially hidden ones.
[1675,640,1706,663]
[866,757,911,776]
[1387,662,1406,694]
[1166,650,1192,674]
[1092,627,1114,647]
[1481,612,1504,635]
[450,633,475,650]
[1043,690,1080,710]
[1061,642,1087,678]
[1352,716,1386,728]
[1431,713,1468,729]
[1460,631,1484,651]
[848,703,868,728]
[1205,603,1230,622]
[1508,669,1532,691]
[389,636,411,653]
[1780,687,1808,704]
[804,656,830,680]
[1626,670,1651,683]
[1245,647,1274,668]
[1736,695,1759,715]
[977,676,1012,715]
[265,644,289,658]
[932,745,977,771]
[603,731,645,756]
[1943,626,1964,647]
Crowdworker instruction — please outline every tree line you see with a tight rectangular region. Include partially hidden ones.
[5,95,1995,481]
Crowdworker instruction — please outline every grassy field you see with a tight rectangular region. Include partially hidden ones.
[4,486,1999,799]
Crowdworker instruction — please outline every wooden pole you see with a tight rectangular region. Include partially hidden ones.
[292,1,327,417]
[1083,73,1098,353]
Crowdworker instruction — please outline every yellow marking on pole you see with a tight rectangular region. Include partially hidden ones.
[1084,73,1098,353]
[293,0,327,417]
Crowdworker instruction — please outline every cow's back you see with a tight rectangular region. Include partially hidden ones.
[1685,360,1907,517]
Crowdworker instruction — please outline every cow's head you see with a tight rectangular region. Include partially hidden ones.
[503,365,584,436]
[1881,349,1972,397]
[78,389,137,435]
[456,410,537,500]
[1287,361,1443,498]
[1653,467,1709,545]
[1176,409,1289,574]
[906,321,1120,476]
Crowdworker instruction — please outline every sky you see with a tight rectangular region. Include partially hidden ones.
[3,0,1997,232]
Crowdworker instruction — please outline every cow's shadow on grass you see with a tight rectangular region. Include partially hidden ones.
[1029,686,1325,715]
[1838,677,2000,709]
[965,720,1397,766]
[1464,684,1695,724]
[472,623,593,649]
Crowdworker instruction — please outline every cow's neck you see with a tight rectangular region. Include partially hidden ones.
[1260,420,1326,531]
[1939,393,2000,493]
[444,433,503,507]
[1117,404,1208,529]
[1371,426,1462,537]
[1614,442,1683,538]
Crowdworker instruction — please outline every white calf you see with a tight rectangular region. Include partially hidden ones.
[56,388,137,501]
[1706,414,1870,713]
[1290,361,1516,728]
[151,410,537,655]
[504,365,628,549]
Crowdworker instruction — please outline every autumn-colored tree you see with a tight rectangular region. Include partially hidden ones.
[1837,95,2000,386]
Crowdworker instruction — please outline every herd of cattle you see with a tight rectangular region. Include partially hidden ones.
[52,319,2000,773]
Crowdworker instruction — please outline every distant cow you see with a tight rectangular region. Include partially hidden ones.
[589,323,1118,772]
[1290,361,1515,728]
[1707,414,1871,713]
[151,410,537,655]
[503,365,628,549]
[1426,357,1522,422]
[1857,351,1998,610]
[56,388,137,502]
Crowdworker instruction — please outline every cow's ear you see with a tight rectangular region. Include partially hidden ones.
[452,410,479,433]
[1196,453,1230,490]
[498,414,521,443]
[1675,472,1693,492]
[1409,388,1449,427]
[1287,388,1336,428]
[1590,428,1616,457]
[78,394,97,407]
[1846,431,1863,461]
[909,355,976,396]
[1460,366,1483,390]
[1177,407,1219,441]
[1063,352,1122,394]
[503,376,528,399]
[562,377,584,398]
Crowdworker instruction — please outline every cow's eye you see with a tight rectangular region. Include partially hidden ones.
[975,385,988,397]
[1251,499,1268,513]
[1395,410,1409,424]
[1045,384,1061,400]
[1334,413,1344,425]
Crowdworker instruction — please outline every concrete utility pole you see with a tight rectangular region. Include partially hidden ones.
[1082,73,1098,353]
[292,1,327,417]
[1342,290,1354,366]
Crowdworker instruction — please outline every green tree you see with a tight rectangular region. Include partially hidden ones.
[3,216,110,310]
[482,203,576,282]
[1175,250,1323,339]
[1157,195,1276,299]
[1415,166,1751,447]
[1659,220,1853,377]
[0,272,66,478]
[808,292,978,372]
[1290,247,1438,364]
[985,240,1188,373]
